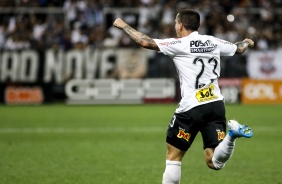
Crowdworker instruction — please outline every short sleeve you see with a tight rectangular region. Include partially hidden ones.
[214,38,237,56]
[153,38,183,57]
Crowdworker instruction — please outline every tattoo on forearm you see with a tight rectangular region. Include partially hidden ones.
[235,41,249,54]
[123,25,159,50]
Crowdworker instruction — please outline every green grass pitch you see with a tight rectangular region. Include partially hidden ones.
[0,104,281,184]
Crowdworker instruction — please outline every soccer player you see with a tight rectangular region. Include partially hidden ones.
[113,9,254,184]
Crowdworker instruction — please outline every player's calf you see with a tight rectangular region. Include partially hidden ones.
[204,148,222,170]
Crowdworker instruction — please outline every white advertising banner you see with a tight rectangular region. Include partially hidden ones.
[65,78,176,104]
[247,49,282,79]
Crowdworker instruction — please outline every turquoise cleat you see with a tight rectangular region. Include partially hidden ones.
[228,120,253,138]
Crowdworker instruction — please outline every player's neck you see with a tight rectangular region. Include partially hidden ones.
[180,30,194,38]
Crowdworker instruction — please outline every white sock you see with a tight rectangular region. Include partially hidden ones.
[212,134,236,169]
[162,160,182,184]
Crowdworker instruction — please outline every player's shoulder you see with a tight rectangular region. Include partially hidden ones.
[196,33,235,46]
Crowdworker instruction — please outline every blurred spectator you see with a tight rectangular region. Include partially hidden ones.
[71,22,87,44]
[32,17,47,41]
[0,25,6,49]
[0,0,281,78]
[102,32,118,48]
[161,0,176,25]
[63,0,78,28]
[4,33,30,50]
[0,0,281,51]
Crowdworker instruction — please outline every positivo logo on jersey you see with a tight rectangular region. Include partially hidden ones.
[190,40,217,53]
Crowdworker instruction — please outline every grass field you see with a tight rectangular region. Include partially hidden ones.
[0,104,281,184]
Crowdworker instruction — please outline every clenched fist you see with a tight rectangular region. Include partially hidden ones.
[113,18,127,29]
[243,38,254,47]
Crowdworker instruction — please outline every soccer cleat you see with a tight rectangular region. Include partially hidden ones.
[227,120,253,138]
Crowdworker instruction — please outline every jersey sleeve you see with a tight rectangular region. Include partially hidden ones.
[153,38,183,57]
[215,38,237,56]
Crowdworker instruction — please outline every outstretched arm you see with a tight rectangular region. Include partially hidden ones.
[235,38,254,54]
[113,18,160,51]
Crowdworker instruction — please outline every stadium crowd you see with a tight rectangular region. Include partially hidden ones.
[0,0,281,78]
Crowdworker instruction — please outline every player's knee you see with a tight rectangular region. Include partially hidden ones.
[165,144,186,161]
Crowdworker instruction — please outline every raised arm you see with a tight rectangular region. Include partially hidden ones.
[234,38,254,54]
[113,18,160,51]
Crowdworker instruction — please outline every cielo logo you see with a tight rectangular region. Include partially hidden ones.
[244,83,277,100]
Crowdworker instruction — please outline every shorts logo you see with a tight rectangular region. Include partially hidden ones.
[217,131,225,140]
[177,129,191,142]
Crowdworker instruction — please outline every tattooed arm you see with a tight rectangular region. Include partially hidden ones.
[113,18,160,51]
[234,38,254,54]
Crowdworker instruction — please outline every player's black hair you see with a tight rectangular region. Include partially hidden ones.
[177,9,200,31]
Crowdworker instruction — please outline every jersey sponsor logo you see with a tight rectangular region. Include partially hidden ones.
[195,84,218,102]
[177,129,191,142]
[159,40,181,46]
[217,131,225,140]
[190,40,217,53]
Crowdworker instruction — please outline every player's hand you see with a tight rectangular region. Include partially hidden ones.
[113,18,127,29]
[243,38,254,47]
